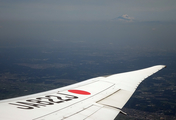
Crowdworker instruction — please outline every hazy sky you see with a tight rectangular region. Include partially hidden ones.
[0,0,176,51]
[1,0,176,21]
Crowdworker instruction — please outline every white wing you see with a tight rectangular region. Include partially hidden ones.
[0,65,165,120]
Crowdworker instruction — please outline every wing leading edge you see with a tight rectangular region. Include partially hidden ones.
[0,65,165,120]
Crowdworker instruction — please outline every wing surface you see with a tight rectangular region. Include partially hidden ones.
[0,65,165,120]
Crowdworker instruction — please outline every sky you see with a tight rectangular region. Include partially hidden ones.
[0,0,176,51]
[0,0,176,21]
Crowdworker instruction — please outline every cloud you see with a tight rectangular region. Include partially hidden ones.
[112,14,134,22]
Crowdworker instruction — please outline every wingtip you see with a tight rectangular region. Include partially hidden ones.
[156,65,166,69]
[160,65,166,69]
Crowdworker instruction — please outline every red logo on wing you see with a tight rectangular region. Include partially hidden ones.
[68,90,91,95]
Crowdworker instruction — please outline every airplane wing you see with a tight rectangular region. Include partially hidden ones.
[0,65,165,120]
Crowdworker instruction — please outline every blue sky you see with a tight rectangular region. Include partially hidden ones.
[1,0,176,21]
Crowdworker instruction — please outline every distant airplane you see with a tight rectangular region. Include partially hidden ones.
[0,65,165,120]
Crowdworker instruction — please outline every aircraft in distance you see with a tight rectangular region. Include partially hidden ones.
[0,65,165,120]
